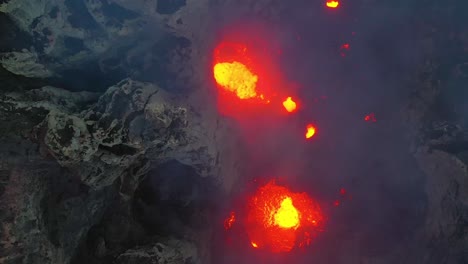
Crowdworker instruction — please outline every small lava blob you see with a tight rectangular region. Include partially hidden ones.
[326,1,340,8]
[283,97,297,113]
[305,124,317,139]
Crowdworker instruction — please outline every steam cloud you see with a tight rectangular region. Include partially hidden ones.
[205,1,428,263]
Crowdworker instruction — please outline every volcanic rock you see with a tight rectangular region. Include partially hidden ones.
[0,76,241,263]
[0,50,53,78]
[115,238,199,264]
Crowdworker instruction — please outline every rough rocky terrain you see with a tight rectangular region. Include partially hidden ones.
[0,0,467,263]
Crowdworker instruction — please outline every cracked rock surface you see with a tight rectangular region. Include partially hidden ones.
[0,78,240,263]
[115,238,199,264]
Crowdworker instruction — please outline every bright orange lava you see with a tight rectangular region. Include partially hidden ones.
[246,181,324,253]
[326,1,340,8]
[213,61,259,99]
[212,24,292,117]
[305,124,316,139]
[282,97,297,113]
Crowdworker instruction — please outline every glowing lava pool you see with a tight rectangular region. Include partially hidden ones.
[213,61,259,99]
[211,24,298,117]
[246,181,325,253]
[212,41,273,109]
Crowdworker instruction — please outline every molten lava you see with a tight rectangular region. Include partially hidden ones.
[305,124,316,139]
[282,97,297,113]
[340,43,350,57]
[213,62,259,99]
[212,25,292,117]
[364,113,377,122]
[326,1,340,8]
[246,181,324,253]
[274,197,299,228]
[224,211,236,230]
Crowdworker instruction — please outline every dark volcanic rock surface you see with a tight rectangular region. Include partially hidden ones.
[0,77,240,263]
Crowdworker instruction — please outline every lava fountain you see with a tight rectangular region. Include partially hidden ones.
[213,61,259,99]
[211,24,296,118]
[246,181,325,253]
[213,42,266,102]
[212,40,273,117]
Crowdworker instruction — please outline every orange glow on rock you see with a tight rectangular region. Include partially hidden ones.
[305,124,316,139]
[224,211,236,230]
[246,181,324,253]
[282,97,297,113]
[326,1,339,8]
[251,242,259,248]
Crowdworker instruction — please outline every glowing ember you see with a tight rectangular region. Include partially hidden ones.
[213,61,258,99]
[246,181,324,253]
[282,97,297,113]
[364,113,377,122]
[340,43,350,57]
[224,211,236,230]
[326,1,339,8]
[339,188,346,196]
[305,124,316,139]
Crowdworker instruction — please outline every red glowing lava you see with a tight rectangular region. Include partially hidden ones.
[213,41,274,116]
[364,113,377,122]
[339,187,346,196]
[212,23,294,117]
[213,42,264,101]
[224,211,236,230]
[326,1,340,8]
[340,43,350,57]
[305,124,316,139]
[246,181,324,253]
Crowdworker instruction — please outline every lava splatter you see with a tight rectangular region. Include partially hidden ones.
[283,97,297,113]
[305,124,317,139]
[224,211,236,230]
[326,1,340,8]
[364,113,377,122]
